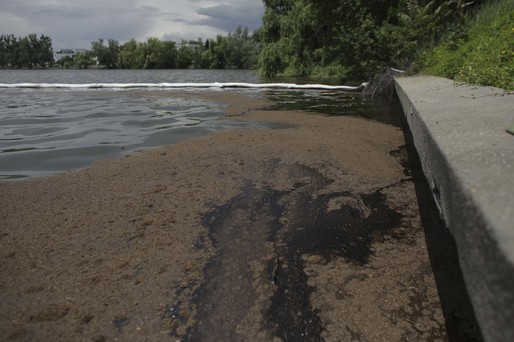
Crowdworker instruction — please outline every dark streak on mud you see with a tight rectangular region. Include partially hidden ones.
[189,163,402,341]
[287,190,401,263]
[189,181,285,341]
[270,187,401,341]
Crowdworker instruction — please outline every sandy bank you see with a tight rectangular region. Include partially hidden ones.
[0,90,471,341]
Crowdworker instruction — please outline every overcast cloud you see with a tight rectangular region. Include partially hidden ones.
[0,0,265,50]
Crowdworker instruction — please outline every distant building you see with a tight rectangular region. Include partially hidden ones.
[53,49,88,62]
[176,38,203,49]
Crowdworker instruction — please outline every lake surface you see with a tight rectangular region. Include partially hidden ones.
[0,69,401,181]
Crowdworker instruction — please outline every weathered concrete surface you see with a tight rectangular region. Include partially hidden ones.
[395,76,514,342]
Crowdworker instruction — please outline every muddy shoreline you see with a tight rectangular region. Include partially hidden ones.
[0,90,480,341]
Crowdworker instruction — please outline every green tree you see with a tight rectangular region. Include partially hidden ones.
[17,36,32,68]
[0,33,53,68]
[259,0,315,76]
[38,34,54,66]
[224,26,261,69]
[200,49,214,69]
[0,35,17,68]
[259,0,482,79]
[144,38,177,69]
[177,43,194,68]
[118,38,141,69]
[91,38,119,69]
[26,34,39,67]
[0,36,6,68]
[118,38,178,69]
[209,35,228,69]
[74,51,95,69]
[58,55,74,69]
[191,43,205,69]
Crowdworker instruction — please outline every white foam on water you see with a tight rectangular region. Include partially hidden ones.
[0,82,367,91]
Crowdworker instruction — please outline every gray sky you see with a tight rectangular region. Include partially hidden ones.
[0,0,265,50]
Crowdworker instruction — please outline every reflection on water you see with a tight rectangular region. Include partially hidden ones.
[0,88,274,181]
[263,89,403,126]
[0,69,402,181]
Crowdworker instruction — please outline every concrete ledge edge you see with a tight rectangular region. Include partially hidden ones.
[394,76,514,342]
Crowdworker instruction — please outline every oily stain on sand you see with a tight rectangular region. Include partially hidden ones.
[185,163,401,341]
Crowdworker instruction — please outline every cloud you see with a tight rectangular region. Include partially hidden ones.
[0,11,41,37]
[0,0,151,48]
[196,2,264,32]
[0,0,264,49]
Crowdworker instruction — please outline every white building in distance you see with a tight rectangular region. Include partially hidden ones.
[53,49,88,62]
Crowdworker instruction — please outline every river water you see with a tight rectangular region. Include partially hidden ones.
[0,69,401,181]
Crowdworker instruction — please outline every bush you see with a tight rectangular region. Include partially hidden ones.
[420,0,514,90]
[258,0,475,81]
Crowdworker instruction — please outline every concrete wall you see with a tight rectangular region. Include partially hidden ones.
[395,76,514,342]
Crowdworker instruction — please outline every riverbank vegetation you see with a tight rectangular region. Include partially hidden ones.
[0,27,260,71]
[258,0,487,80]
[419,0,513,90]
[88,26,261,70]
[0,34,53,69]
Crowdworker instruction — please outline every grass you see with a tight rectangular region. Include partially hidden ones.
[419,0,514,90]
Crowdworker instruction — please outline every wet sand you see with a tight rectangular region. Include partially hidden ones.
[0,91,474,341]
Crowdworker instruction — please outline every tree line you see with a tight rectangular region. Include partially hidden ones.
[0,34,53,69]
[87,26,261,70]
[259,0,486,80]
[1,1,490,79]
[0,26,261,70]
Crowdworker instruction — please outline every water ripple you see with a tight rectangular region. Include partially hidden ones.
[0,88,274,180]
